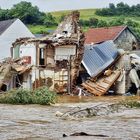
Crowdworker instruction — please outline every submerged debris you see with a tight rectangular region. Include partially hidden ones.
[56,103,126,120]
[63,132,109,138]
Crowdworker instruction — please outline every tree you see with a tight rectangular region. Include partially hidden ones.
[10,1,44,24]
[116,2,130,15]
[97,20,108,27]
[109,3,116,15]
[43,13,57,27]
[0,9,11,20]
[109,3,115,10]
[89,18,99,27]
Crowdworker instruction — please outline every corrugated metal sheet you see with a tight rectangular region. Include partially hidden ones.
[82,40,118,77]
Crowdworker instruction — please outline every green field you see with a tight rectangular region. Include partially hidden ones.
[28,9,140,34]
[51,9,140,23]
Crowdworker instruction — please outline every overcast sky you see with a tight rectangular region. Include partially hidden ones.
[0,0,140,12]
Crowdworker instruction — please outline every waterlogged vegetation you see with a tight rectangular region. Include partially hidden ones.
[0,87,56,105]
[119,99,140,108]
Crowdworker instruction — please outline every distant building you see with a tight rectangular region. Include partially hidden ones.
[0,18,34,60]
[85,26,140,51]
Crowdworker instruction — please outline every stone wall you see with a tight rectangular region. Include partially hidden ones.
[114,29,139,51]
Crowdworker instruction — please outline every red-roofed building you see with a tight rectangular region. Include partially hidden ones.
[85,26,140,51]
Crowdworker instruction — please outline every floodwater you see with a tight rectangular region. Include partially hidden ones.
[0,96,140,140]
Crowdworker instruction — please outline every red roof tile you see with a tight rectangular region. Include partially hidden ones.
[85,26,127,44]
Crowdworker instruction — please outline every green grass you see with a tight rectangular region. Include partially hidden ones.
[27,9,140,34]
[27,25,57,34]
[51,9,140,23]
[51,9,99,21]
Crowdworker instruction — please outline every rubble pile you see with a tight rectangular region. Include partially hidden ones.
[56,103,126,120]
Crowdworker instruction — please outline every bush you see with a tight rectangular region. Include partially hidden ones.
[0,87,57,105]
[33,87,57,105]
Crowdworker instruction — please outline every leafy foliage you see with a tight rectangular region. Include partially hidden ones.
[0,89,33,104]
[33,87,56,105]
[0,9,11,20]
[96,2,140,17]
[0,1,57,26]
[10,1,43,24]
[0,87,57,105]
[43,13,58,27]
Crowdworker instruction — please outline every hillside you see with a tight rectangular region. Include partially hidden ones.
[51,9,140,23]
[28,9,140,36]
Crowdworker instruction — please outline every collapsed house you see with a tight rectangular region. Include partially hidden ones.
[77,40,140,96]
[76,40,122,96]
[0,11,85,93]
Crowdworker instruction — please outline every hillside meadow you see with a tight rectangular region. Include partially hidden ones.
[28,9,140,34]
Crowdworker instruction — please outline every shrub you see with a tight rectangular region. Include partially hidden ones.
[0,87,56,105]
[33,86,57,105]
[0,89,32,104]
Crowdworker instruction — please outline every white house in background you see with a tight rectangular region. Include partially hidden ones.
[0,18,35,61]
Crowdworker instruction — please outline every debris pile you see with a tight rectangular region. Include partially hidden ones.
[0,57,32,92]
[56,103,126,120]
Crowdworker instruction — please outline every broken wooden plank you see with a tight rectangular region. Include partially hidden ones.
[81,69,121,96]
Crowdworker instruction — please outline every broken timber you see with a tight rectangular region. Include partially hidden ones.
[82,69,121,96]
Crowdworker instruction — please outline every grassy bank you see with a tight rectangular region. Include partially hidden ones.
[0,87,56,105]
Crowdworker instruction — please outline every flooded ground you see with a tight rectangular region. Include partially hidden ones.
[0,96,140,140]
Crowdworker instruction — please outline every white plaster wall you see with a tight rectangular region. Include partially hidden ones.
[19,43,36,65]
[0,19,34,60]
[55,45,76,60]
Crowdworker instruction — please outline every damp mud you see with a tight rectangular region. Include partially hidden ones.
[0,96,140,140]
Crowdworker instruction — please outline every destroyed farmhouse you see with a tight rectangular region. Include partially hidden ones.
[0,11,85,93]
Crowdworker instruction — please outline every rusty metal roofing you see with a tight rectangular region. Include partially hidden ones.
[85,26,127,44]
[82,40,118,77]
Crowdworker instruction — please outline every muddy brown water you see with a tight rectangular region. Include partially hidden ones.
[0,95,140,140]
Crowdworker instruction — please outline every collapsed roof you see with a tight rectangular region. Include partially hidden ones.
[12,11,85,48]
[82,40,119,77]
